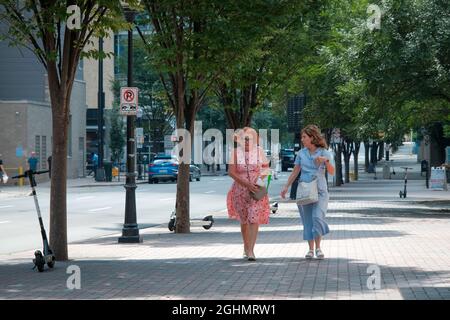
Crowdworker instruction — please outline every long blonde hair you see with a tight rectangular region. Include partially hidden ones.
[302,125,328,149]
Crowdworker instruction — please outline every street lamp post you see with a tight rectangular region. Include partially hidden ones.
[119,6,142,243]
[96,37,106,182]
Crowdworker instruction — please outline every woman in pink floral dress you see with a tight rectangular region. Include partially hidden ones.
[227,127,270,261]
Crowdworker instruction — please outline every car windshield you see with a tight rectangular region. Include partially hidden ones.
[153,160,177,165]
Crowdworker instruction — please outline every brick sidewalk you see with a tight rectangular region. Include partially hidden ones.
[1,196,449,300]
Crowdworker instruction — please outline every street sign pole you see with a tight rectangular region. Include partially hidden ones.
[119,10,142,243]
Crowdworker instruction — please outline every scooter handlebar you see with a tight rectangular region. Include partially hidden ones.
[33,170,50,175]
[11,170,49,179]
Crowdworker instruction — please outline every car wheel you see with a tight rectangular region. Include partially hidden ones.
[189,175,192,182]
[148,178,154,184]
[154,179,159,184]
[196,177,200,181]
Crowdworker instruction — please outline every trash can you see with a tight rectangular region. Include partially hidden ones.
[103,161,112,182]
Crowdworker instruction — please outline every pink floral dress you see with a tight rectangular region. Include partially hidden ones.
[227,147,270,225]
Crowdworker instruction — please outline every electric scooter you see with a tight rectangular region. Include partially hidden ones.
[399,167,413,198]
[168,211,214,232]
[168,202,215,232]
[12,170,55,272]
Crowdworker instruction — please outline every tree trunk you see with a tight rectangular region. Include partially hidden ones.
[49,93,69,261]
[364,141,370,172]
[176,162,190,233]
[378,141,384,161]
[342,139,353,183]
[323,128,333,147]
[174,73,191,234]
[370,141,378,164]
[353,142,360,181]
[222,83,255,129]
[334,143,343,186]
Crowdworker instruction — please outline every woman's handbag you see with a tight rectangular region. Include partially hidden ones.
[245,155,268,201]
[250,185,268,201]
[296,177,318,205]
[296,149,328,206]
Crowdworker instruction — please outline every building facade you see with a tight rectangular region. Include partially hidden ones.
[83,35,115,165]
[0,36,87,183]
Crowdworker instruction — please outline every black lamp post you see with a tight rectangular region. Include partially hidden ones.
[119,5,142,243]
[96,37,106,182]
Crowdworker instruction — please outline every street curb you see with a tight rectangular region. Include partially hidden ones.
[70,181,149,188]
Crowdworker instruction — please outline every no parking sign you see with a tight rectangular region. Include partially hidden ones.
[120,87,139,116]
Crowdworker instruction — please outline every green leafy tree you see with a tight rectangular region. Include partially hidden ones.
[216,0,331,130]
[138,0,287,233]
[349,0,450,162]
[112,38,174,154]
[0,0,139,260]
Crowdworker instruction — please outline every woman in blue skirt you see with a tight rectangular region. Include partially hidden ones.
[281,125,335,260]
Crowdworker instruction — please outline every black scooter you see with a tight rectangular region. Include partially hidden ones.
[399,167,413,198]
[12,170,55,272]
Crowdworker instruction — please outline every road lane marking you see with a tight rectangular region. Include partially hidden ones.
[0,205,14,209]
[76,196,95,201]
[88,207,112,212]
[0,221,11,224]
[204,191,216,194]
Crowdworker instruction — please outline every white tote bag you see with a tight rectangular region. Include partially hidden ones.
[296,177,319,205]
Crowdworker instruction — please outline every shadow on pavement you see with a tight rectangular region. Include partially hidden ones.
[0,257,448,299]
[68,216,408,247]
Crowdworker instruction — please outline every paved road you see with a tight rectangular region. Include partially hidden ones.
[0,174,289,255]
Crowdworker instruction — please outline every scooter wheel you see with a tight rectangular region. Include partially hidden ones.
[168,218,176,232]
[33,251,45,272]
[47,256,56,268]
[202,216,214,230]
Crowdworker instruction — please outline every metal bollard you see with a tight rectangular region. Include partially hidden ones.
[18,166,24,187]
